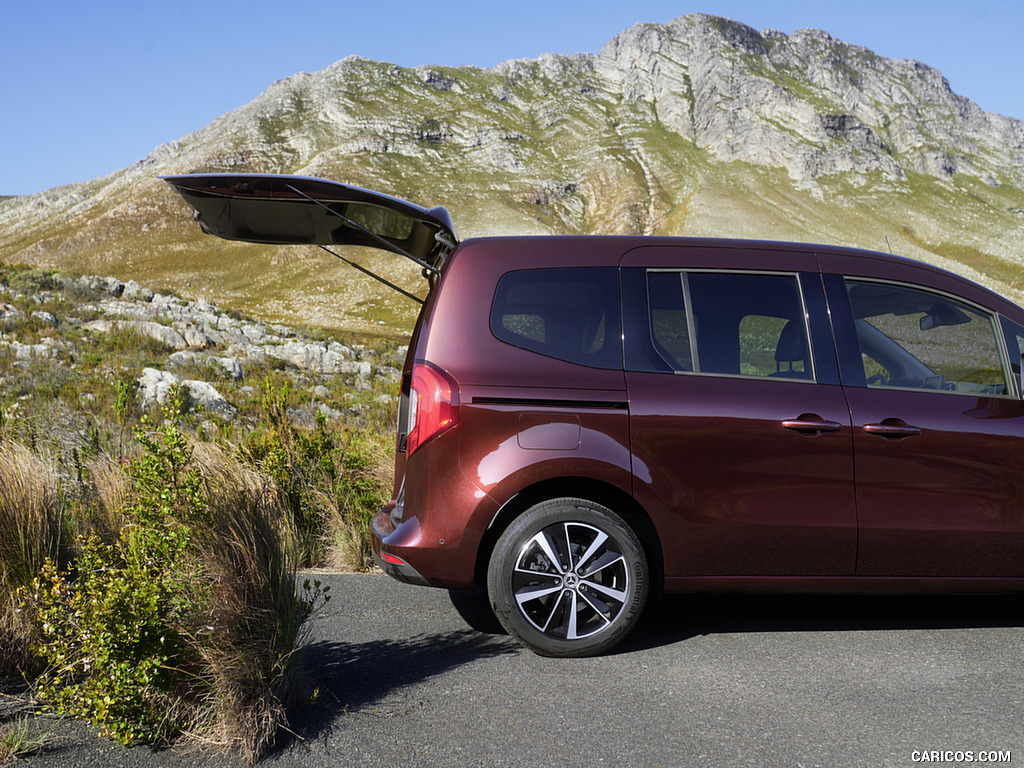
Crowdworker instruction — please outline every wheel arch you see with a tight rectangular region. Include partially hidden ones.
[473,477,664,593]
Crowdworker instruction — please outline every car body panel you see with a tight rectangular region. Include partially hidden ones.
[627,373,856,576]
[844,386,1024,576]
[373,423,498,591]
[457,386,632,502]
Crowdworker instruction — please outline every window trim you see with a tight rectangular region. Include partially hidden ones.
[998,313,1024,400]
[644,268,818,383]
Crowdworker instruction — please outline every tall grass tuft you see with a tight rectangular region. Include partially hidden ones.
[0,440,65,678]
[188,442,322,762]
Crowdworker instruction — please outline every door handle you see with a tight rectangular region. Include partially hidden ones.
[862,421,922,439]
[781,415,843,434]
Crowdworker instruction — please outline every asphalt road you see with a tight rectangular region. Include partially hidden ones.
[9,572,1024,767]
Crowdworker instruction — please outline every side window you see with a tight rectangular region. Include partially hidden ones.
[641,271,812,380]
[690,273,810,379]
[846,280,1009,395]
[490,267,622,369]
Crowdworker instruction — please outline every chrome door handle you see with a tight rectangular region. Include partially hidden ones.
[862,422,922,439]
[782,417,843,434]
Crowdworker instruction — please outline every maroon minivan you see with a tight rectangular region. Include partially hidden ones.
[165,173,1024,656]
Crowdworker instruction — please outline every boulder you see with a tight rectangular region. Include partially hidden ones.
[138,368,237,420]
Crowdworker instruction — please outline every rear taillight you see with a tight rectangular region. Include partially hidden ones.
[406,362,459,455]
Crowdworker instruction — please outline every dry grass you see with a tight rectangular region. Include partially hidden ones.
[0,440,63,678]
[186,442,313,763]
[80,453,129,540]
[325,431,394,571]
[0,714,52,762]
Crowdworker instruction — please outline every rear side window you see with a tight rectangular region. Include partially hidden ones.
[491,268,622,369]
[643,271,812,380]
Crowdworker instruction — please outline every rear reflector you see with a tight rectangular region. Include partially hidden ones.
[380,552,408,566]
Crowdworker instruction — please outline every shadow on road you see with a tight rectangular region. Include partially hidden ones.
[278,587,1024,753]
[443,584,1024,655]
[619,591,1024,653]
[282,628,518,749]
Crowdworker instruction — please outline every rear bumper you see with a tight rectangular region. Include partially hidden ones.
[370,477,497,592]
[371,510,433,587]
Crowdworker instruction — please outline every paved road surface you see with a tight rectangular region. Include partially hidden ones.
[8,572,1023,767]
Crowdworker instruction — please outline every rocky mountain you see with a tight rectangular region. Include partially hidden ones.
[1,13,1023,336]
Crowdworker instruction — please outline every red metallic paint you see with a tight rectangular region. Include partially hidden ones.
[627,374,857,576]
[372,235,1024,596]
[848,387,1024,577]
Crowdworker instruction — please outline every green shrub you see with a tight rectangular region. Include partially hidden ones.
[240,379,389,569]
[28,397,206,744]
[3,267,56,295]
[25,392,325,758]
[240,380,334,564]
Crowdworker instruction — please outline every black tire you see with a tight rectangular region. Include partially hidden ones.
[486,497,649,657]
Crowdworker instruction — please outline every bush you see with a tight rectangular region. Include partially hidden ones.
[28,403,210,744]
[1,266,57,295]
[239,379,389,570]
[24,393,326,760]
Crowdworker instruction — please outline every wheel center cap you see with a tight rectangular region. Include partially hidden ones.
[562,572,579,589]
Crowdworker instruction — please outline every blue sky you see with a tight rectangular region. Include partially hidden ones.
[2,0,1021,196]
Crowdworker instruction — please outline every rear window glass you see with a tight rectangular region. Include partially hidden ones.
[340,202,414,240]
[491,268,621,369]
[642,271,812,380]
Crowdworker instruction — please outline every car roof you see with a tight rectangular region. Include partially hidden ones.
[452,234,902,267]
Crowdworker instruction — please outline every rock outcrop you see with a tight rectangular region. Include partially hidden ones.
[0,274,402,422]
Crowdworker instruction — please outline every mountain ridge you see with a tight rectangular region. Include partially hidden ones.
[2,13,1022,336]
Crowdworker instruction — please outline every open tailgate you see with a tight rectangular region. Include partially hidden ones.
[161,173,457,272]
